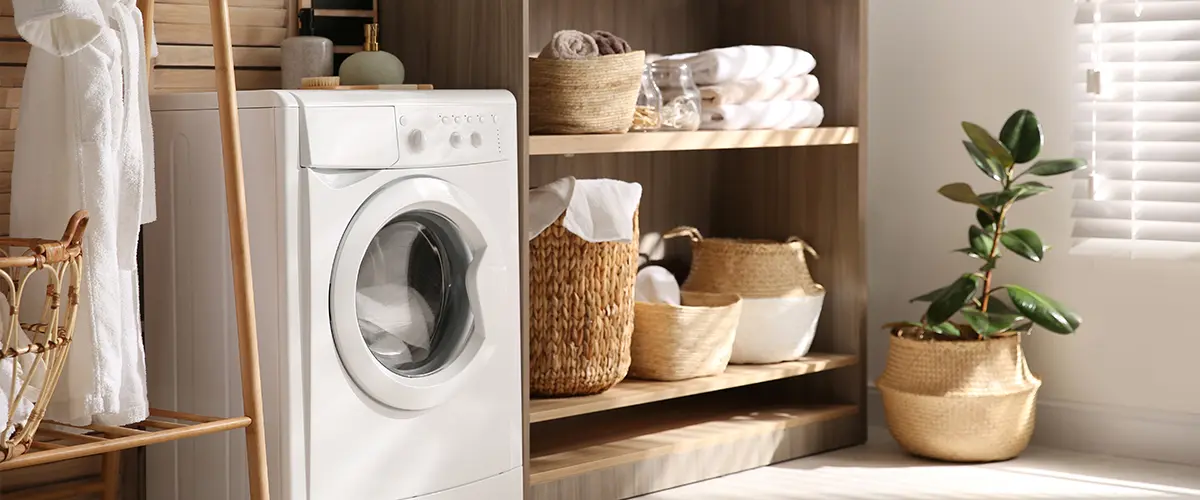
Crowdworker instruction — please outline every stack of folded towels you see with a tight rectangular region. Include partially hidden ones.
[660,45,824,130]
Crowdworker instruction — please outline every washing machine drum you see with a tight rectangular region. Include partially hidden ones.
[329,178,496,411]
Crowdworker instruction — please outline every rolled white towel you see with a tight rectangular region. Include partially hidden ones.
[665,46,816,85]
[700,75,820,105]
[538,30,600,60]
[700,101,825,131]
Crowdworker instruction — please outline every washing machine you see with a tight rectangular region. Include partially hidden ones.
[141,90,522,500]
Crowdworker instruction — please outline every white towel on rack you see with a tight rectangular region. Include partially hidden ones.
[700,101,826,130]
[664,46,817,85]
[700,75,821,105]
[11,0,155,426]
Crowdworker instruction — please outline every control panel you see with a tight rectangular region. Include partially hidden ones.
[296,92,516,170]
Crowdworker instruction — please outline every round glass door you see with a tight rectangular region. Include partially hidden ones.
[329,176,497,411]
[355,210,473,377]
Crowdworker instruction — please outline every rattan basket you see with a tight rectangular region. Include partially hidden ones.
[629,292,742,381]
[877,333,1041,462]
[664,226,825,364]
[529,51,645,135]
[1,211,88,463]
[529,211,639,397]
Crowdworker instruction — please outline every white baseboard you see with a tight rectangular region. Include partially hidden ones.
[865,385,1200,467]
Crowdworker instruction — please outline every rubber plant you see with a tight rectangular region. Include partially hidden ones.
[892,109,1086,340]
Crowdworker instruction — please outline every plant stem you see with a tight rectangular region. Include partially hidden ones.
[980,204,1008,312]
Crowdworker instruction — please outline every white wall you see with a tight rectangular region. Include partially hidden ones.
[867,0,1200,465]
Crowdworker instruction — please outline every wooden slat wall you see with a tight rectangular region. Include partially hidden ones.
[0,0,290,236]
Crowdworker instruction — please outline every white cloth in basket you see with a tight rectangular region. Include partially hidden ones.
[527,177,643,243]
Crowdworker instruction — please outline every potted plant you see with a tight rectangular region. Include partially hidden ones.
[877,109,1085,463]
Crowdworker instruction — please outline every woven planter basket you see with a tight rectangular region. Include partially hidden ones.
[629,292,742,382]
[665,226,824,364]
[529,211,639,397]
[876,333,1042,463]
[529,51,645,135]
[1,211,88,463]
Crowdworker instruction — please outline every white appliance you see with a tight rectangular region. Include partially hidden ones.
[142,90,522,500]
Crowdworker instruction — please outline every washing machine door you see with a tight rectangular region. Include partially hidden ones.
[329,176,497,411]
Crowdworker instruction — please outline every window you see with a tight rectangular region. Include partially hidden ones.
[1073,0,1200,259]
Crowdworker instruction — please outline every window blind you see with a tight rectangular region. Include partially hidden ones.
[1073,0,1200,259]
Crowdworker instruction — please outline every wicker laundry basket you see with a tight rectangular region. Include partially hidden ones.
[1,211,89,463]
[665,226,825,364]
[877,333,1042,462]
[629,292,742,381]
[529,211,639,397]
[529,51,645,135]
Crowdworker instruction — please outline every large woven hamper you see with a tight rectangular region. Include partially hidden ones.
[877,333,1041,462]
[529,51,645,135]
[529,212,639,397]
[629,292,742,381]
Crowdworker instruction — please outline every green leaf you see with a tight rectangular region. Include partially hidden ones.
[961,309,1022,336]
[962,121,1014,168]
[1013,181,1053,200]
[1024,158,1087,177]
[969,225,994,257]
[1042,295,1083,332]
[938,182,989,211]
[926,322,962,337]
[925,274,983,324]
[963,141,1005,182]
[976,208,995,229]
[954,248,985,259]
[1006,285,1078,334]
[986,297,1021,316]
[1000,228,1046,262]
[910,285,950,303]
[999,109,1043,164]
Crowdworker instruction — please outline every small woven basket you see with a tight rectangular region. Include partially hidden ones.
[1,211,88,463]
[877,333,1041,462]
[629,292,742,382]
[529,51,646,135]
[529,211,639,397]
[664,226,822,298]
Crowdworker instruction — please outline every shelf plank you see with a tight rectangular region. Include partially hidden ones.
[530,353,857,423]
[530,404,858,487]
[529,127,859,156]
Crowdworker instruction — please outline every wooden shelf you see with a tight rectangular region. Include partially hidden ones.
[530,404,858,487]
[0,409,250,471]
[530,353,858,423]
[528,127,859,156]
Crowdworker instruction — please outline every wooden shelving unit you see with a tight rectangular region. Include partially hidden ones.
[529,127,859,156]
[530,353,858,423]
[383,0,866,498]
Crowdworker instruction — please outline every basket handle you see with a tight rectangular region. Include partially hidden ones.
[31,211,89,267]
[786,236,819,260]
[663,226,703,242]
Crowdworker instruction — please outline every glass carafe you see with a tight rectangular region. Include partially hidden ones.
[650,60,702,132]
[631,64,663,132]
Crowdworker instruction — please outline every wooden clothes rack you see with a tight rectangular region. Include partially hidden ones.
[0,0,272,498]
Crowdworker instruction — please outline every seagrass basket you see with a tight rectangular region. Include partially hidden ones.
[529,51,645,135]
[629,292,742,381]
[0,211,88,463]
[529,211,639,397]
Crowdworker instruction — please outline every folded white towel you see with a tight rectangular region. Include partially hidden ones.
[665,46,816,85]
[700,101,825,130]
[700,75,820,105]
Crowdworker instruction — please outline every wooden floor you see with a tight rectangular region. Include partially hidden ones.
[637,428,1200,499]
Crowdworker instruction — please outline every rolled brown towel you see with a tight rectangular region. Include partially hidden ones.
[592,30,631,55]
[539,30,600,60]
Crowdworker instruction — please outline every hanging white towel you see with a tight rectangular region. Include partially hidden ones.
[699,75,821,106]
[664,46,817,86]
[11,0,156,426]
[700,101,826,131]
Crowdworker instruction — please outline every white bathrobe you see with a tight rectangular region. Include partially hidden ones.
[11,0,155,426]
